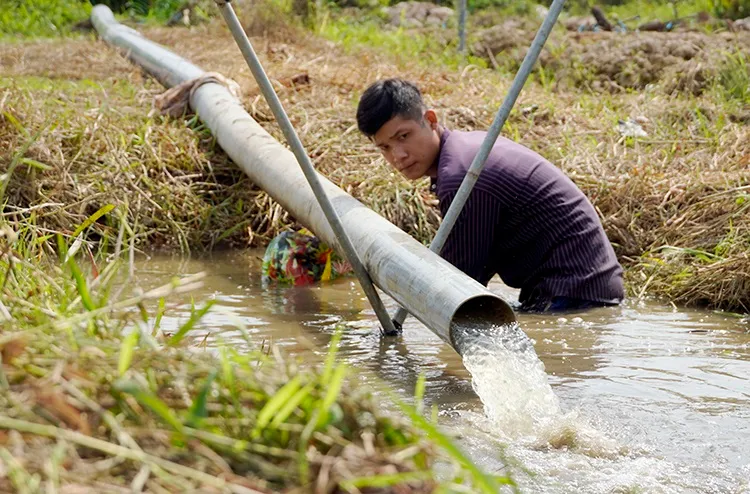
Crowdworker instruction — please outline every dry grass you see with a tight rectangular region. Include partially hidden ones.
[1,10,749,311]
[0,38,293,252]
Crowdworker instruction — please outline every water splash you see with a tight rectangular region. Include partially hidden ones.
[453,322,621,457]
[453,322,561,434]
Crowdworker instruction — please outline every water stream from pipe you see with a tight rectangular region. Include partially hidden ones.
[454,322,562,433]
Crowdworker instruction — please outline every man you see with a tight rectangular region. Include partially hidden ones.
[356,78,624,312]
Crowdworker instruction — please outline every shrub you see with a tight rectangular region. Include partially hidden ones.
[0,0,91,37]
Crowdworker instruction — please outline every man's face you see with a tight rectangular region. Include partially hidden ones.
[372,111,441,180]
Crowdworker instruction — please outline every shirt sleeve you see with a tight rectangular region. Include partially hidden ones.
[438,188,501,287]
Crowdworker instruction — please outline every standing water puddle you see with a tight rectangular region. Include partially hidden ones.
[135,251,750,493]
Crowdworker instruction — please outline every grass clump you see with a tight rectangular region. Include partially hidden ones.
[0,71,291,252]
[718,51,750,104]
[581,0,708,24]
[317,15,488,71]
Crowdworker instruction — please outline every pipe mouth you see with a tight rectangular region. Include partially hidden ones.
[449,295,517,355]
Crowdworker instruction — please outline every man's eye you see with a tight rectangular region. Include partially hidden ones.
[398,133,409,141]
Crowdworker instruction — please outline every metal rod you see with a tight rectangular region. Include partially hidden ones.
[458,0,467,54]
[393,0,566,327]
[214,0,398,336]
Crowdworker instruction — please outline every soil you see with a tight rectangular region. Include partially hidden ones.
[473,24,750,93]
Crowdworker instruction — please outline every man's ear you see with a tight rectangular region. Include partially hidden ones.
[424,109,438,130]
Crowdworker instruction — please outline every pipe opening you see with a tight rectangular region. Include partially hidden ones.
[449,295,517,355]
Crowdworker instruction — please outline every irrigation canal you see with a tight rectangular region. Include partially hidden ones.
[134,250,750,493]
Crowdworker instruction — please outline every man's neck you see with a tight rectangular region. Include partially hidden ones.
[426,126,447,178]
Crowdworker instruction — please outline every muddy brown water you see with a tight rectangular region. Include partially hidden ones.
[135,250,750,493]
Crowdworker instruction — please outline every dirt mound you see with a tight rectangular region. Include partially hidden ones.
[577,32,704,90]
[472,20,534,57]
[386,1,454,28]
[474,26,750,93]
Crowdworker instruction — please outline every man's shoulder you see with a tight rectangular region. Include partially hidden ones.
[437,130,545,190]
[437,130,486,181]
[441,130,546,170]
[441,129,486,153]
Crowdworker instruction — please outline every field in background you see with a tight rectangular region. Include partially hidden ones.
[3,0,748,311]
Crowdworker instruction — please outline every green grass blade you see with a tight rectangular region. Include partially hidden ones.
[215,218,251,245]
[153,297,166,334]
[219,347,233,388]
[167,300,215,347]
[270,383,313,428]
[297,408,321,485]
[2,111,29,137]
[322,326,344,383]
[114,379,185,434]
[71,204,116,238]
[339,471,433,491]
[118,330,140,376]
[67,255,96,311]
[185,371,217,428]
[395,400,508,494]
[0,123,47,202]
[136,302,149,324]
[253,375,303,436]
[316,364,347,428]
[219,346,239,411]
[414,372,426,414]
[33,234,54,246]
[19,157,52,171]
[0,447,38,494]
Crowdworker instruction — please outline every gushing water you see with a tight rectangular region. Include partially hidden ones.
[453,322,622,458]
[453,322,563,435]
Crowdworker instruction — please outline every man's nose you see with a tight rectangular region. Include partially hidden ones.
[393,145,408,162]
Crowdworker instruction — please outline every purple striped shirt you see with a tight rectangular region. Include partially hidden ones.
[432,129,624,306]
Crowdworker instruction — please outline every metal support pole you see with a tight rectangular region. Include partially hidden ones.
[214,0,398,336]
[458,0,467,54]
[393,0,567,328]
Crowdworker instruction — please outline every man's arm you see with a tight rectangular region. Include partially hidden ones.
[438,188,501,287]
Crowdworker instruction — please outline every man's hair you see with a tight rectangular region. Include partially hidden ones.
[356,79,425,137]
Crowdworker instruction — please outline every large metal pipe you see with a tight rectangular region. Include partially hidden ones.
[91,5,516,353]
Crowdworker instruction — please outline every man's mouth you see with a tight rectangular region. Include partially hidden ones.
[400,162,415,174]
